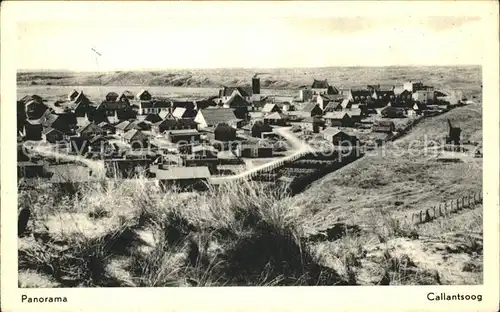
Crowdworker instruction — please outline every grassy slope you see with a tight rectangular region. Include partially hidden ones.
[294,104,483,285]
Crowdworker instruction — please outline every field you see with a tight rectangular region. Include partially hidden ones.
[17,66,483,287]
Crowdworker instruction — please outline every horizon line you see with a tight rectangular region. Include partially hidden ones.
[18,64,482,73]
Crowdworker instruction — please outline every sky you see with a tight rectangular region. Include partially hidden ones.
[17,14,485,71]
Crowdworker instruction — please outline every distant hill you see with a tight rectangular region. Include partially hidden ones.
[17,66,481,95]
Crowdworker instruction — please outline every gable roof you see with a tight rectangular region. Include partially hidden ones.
[340,99,352,109]
[136,89,151,99]
[159,110,173,120]
[42,127,63,136]
[261,103,279,113]
[166,129,200,136]
[194,99,217,110]
[264,112,289,120]
[68,90,79,101]
[198,108,240,127]
[76,122,103,134]
[323,112,349,120]
[144,113,162,123]
[122,129,146,141]
[221,86,253,97]
[311,79,329,89]
[115,120,132,130]
[172,107,187,119]
[155,166,211,180]
[322,127,344,136]
[302,103,321,113]
[324,101,343,110]
[225,93,251,107]
[350,90,372,98]
[346,108,362,117]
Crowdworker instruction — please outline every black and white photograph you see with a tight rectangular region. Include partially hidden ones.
[2,1,499,311]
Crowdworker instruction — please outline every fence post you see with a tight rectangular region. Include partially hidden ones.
[419,210,423,224]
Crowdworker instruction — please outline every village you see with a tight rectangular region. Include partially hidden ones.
[17,75,468,191]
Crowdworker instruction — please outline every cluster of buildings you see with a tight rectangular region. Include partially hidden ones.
[17,76,454,187]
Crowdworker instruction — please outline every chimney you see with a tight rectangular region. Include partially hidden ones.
[252,77,260,95]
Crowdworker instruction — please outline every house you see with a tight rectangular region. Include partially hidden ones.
[172,107,197,119]
[298,88,313,102]
[68,136,90,154]
[104,158,153,178]
[372,120,396,133]
[159,110,174,120]
[172,100,196,112]
[115,120,132,135]
[316,94,342,110]
[219,86,253,104]
[194,99,217,110]
[324,101,343,112]
[261,103,282,114]
[17,161,46,179]
[250,120,273,138]
[301,103,323,117]
[381,106,406,118]
[153,118,198,134]
[42,128,64,143]
[106,92,119,102]
[223,92,252,110]
[155,166,211,191]
[233,143,273,158]
[191,145,218,159]
[137,99,171,115]
[412,102,427,114]
[88,135,114,155]
[25,99,49,120]
[298,117,324,133]
[195,108,243,129]
[98,122,115,134]
[403,81,434,93]
[122,129,149,149]
[412,90,435,104]
[136,89,152,101]
[322,127,358,146]
[311,79,339,95]
[22,120,43,141]
[214,123,237,141]
[346,108,363,122]
[121,90,135,100]
[96,100,130,117]
[166,129,201,144]
[263,112,290,126]
[323,112,354,127]
[392,89,414,108]
[143,113,162,124]
[39,113,74,135]
[217,150,242,165]
[346,89,372,103]
[68,90,79,101]
[76,122,105,138]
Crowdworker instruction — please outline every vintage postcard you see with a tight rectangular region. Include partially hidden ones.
[1,1,499,311]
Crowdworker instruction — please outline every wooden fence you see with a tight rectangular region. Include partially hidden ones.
[401,190,483,226]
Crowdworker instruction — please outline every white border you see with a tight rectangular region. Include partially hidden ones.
[2,1,499,311]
